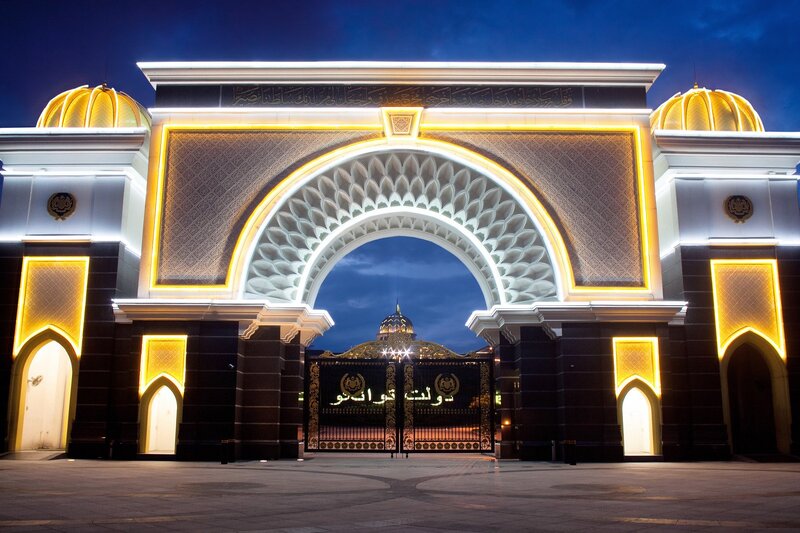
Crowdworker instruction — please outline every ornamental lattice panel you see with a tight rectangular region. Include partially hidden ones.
[423,131,643,287]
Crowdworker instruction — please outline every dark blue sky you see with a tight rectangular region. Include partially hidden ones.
[3,0,799,129]
[3,0,798,351]
[312,237,485,353]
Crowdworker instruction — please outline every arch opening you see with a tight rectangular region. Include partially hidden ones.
[242,148,561,307]
[144,385,179,454]
[18,341,73,450]
[621,386,655,456]
[311,236,486,354]
[722,340,791,455]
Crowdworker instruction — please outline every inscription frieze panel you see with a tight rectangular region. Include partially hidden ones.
[229,85,578,108]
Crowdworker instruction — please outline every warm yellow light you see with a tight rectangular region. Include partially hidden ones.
[612,337,661,397]
[710,259,785,360]
[37,84,150,129]
[143,122,655,300]
[139,335,188,396]
[146,123,383,292]
[651,86,764,132]
[13,257,90,358]
[381,107,423,139]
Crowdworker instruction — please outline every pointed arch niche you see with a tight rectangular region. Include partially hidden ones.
[8,332,80,451]
[612,337,662,457]
[138,335,187,455]
[710,259,791,454]
[8,256,89,452]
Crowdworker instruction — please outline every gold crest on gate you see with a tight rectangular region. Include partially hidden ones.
[340,373,366,398]
[434,373,460,399]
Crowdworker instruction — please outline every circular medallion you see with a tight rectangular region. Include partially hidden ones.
[339,373,366,398]
[724,195,753,223]
[47,192,76,220]
[434,373,460,399]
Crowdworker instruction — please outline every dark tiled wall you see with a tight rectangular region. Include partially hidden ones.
[777,247,800,455]
[0,243,23,453]
[235,326,303,460]
[0,242,138,456]
[514,323,672,462]
[660,245,800,458]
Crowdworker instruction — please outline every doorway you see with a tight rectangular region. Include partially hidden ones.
[19,341,72,450]
[727,344,777,454]
[144,385,179,454]
[621,386,655,456]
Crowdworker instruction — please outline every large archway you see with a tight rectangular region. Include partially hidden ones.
[241,148,561,308]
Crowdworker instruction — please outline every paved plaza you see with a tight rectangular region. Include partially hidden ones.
[1,454,799,531]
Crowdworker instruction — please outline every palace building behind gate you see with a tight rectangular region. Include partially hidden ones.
[0,62,798,461]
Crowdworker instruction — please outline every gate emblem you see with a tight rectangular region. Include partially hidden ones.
[434,373,460,399]
[340,373,366,398]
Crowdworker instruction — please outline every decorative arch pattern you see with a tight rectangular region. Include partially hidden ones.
[303,210,501,307]
[244,150,558,305]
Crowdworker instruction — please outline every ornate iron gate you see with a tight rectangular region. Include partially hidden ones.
[306,359,397,452]
[305,354,493,453]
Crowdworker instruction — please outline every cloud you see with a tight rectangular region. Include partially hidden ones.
[344,297,373,309]
[334,253,472,280]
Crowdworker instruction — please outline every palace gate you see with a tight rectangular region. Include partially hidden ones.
[305,349,493,453]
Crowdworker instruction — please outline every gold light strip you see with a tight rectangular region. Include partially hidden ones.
[139,334,188,395]
[710,259,785,360]
[144,122,655,300]
[13,256,90,358]
[612,337,661,397]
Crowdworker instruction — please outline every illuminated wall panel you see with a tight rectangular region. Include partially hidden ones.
[612,337,661,397]
[13,256,90,357]
[710,259,786,360]
[139,335,188,395]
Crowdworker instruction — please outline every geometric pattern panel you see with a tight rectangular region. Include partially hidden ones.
[299,213,502,306]
[158,129,382,285]
[612,337,661,397]
[139,335,188,395]
[424,131,643,287]
[13,256,90,357]
[244,150,558,305]
[710,259,785,360]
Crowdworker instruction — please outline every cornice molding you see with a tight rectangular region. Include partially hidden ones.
[112,299,333,346]
[0,128,149,152]
[138,61,665,88]
[466,301,687,345]
[653,130,800,154]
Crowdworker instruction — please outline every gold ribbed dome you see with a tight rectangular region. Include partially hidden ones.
[37,84,150,129]
[377,304,415,340]
[651,84,764,132]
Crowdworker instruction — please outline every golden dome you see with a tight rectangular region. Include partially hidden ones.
[651,84,764,132]
[377,304,415,340]
[36,84,151,129]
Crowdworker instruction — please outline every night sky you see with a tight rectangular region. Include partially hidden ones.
[3,1,799,351]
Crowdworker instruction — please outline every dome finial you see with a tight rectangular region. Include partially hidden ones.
[377,303,415,340]
[36,84,151,129]
[651,85,764,132]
